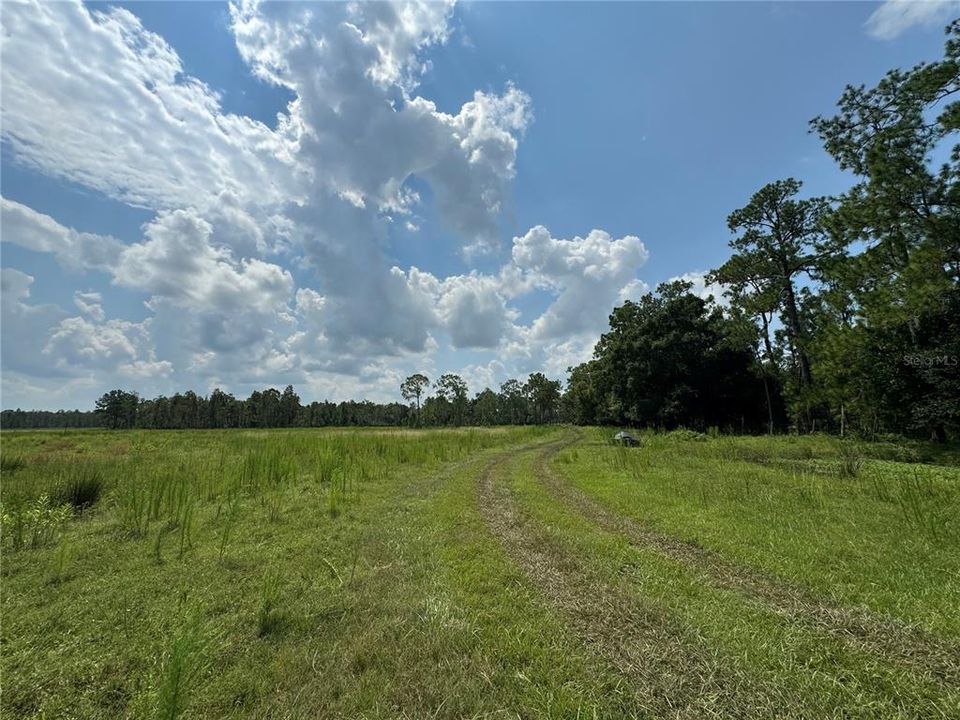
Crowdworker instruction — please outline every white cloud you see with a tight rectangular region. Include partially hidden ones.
[1,269,168,380]
[865,0,960,39]
[1,197,124,272]
[618,278,650,303]
[0,1,296,215]
[509,226,649,341]
[73,291,106,322]
[1,269,67,376]
[436,273,517,350]
[44,315,171,377]
[114,209,293,318]
[668,270,728,307]
[0,1,656,406]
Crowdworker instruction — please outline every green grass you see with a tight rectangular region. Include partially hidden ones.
[504,446,959,717]
[554,429,960,640]
[1,426,957,718]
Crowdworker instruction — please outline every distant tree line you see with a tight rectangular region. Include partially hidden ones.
[0,409,104,429]
[567,22,960,440]
[2,373,563,431]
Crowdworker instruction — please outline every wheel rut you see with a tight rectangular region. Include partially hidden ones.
[535,434,960,690]
[475,435,779,718]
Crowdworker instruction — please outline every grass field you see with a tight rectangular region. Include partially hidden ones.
[1,427,958,718]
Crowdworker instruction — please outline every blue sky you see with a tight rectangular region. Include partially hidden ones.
[1,0,956,409]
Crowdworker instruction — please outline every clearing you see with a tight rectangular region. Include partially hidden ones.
[1,427,958,718]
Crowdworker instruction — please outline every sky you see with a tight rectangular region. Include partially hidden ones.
[1,0,957,410]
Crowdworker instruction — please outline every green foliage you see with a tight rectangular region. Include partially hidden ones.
[256,569,287,637]
[95,389,139,429]
[1,493,71,550]
[567,280,770,430]
[400,373,430,426]
[667,20,960,441]
[155,611,206,720]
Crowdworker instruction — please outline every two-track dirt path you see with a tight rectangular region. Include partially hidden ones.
[474,435,778,718]
[531,433,960,690]
[474,430,960,717]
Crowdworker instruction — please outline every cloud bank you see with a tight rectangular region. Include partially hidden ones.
[0,0,650,407]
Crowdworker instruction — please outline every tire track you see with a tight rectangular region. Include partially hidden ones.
[536,436,960,690]
[475,436,781,719]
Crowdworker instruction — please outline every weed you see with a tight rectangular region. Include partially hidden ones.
[47,536,71,584]
[1,494,71,550]
[836,442,864,479]
[155,611,205,720]
[257,569,286,637]
[177,498,194,560]
[897,470,954,540]
[316,450,339,485]
[218,488,242,563]
[263,489,283,523]
[667,428,709,442]
[153,523,168,564]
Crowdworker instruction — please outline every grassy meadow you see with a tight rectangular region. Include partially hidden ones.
[1,426,958,718]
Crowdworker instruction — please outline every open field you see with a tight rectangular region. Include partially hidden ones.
[1,427,959,718]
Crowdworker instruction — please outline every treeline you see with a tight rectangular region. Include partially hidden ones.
[0,409,104,429]
[567,22,960,440]
[82,373,563,430]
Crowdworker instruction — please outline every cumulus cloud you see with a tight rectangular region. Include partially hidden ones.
[2,269,167,380]
[114,209,293,319]
[865,0,960,39]
[668,270,728,307]
[44,315,171,377]
[0,0,654,405]
[509,226,649,340]
[1,269,67,376]
[1,197,124,272]
[436,273,517,350]
[73,291,106,322]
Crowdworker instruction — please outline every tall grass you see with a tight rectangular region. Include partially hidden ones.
[1,494,71,550]
[896,470,955,540]
[3,426,554,559]
[218,487,242,563]
[257,569,286,637]
[155,612,205,720]
[53,465,105,512]
[1,453,26,473]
